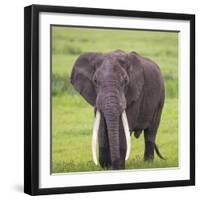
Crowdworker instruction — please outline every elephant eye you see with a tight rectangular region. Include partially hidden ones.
[93,76,98,85]
[123,76,129,86]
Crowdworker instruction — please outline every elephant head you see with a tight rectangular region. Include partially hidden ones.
[70,50,144,169]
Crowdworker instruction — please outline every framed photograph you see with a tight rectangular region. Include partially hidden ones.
[24,4,195,195]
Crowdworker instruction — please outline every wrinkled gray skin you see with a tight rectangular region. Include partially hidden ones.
[70,50,165,170]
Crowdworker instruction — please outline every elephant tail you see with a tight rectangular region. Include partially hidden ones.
[154,144,166,160]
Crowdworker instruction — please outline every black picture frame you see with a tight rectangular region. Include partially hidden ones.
[24,4,195,195]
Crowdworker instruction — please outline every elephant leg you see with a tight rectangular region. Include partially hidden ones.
[98,115,111,168]
[144,106,163,161]
[144,129,155,161]
[118,119,127,169]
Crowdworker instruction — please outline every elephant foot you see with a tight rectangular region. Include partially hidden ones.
[144,141,154,161]
[111,159,125,170]
[99,160,111,169]
[99,147,111,168]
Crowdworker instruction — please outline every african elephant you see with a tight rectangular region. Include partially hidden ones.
[70,50,165,170]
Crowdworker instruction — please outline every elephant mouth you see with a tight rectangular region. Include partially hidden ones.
[91,110,131,165]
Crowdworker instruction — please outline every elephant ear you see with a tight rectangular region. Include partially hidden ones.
[70,52,103,106]
[125,52,144,105]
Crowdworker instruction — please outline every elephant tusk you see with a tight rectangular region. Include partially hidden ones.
[92,110,101,165]
[121,111,131,160]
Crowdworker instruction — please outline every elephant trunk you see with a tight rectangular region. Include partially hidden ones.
[104,107,121,170]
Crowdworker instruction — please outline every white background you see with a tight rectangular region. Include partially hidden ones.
[0,0,199,199]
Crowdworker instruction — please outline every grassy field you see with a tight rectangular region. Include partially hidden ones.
[51,26,178,173]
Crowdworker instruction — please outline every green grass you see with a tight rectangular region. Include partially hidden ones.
[51,26,179,173]
[52,95,178,173]
[52,27,178,77]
